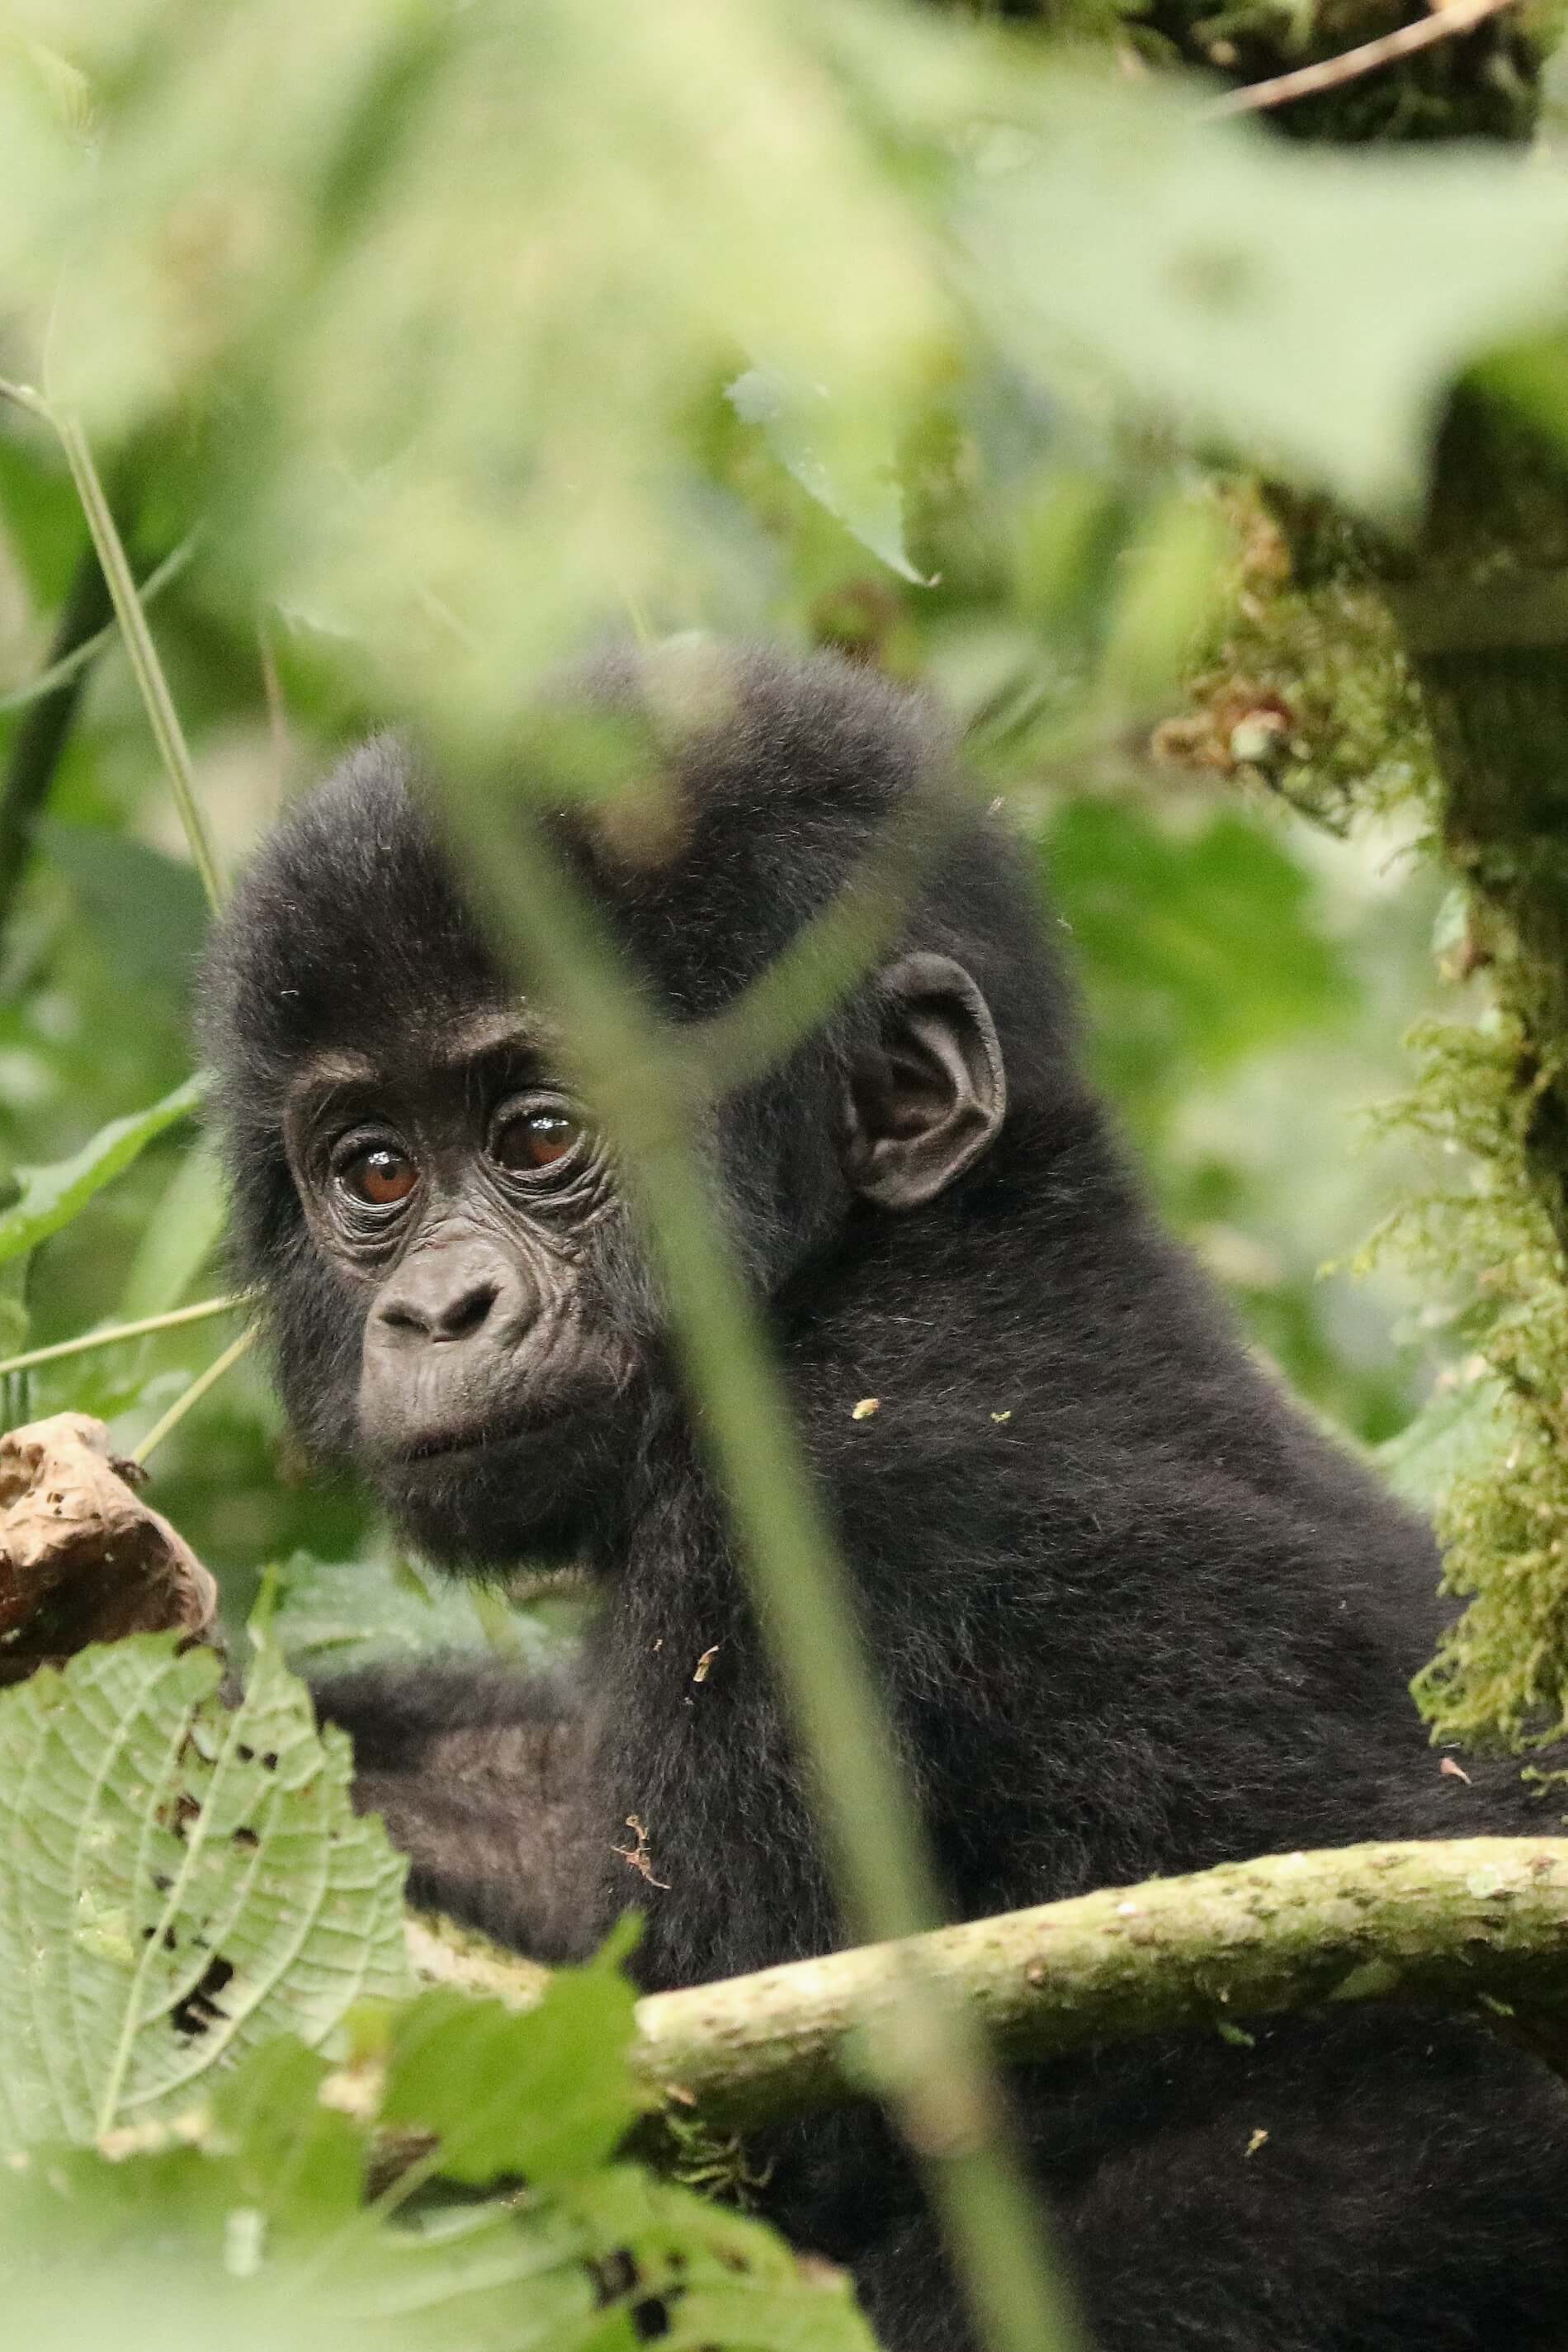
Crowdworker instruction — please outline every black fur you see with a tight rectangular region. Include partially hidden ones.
[203,646,1568,2351]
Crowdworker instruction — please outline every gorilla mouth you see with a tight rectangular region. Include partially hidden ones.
[396,1410,566,1466]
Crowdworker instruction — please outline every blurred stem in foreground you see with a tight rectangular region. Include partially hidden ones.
[432,756,1087,2352]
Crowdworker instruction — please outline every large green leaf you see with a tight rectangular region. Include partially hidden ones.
[0,0,943,713]
[0,1633,410,2151]
[0,1998,876,2352]
[960,75,1568,511]
[0,1074,204,1268]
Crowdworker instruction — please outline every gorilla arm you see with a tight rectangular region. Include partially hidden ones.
[313,1659,604,1962]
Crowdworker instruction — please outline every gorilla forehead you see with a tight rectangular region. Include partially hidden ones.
[203,645,1070,1101]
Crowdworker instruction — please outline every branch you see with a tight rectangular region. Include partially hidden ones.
[412,1838,1568,2129]
[1207,0,1519,119]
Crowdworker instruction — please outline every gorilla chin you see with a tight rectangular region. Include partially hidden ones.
[371,1386,646,1571]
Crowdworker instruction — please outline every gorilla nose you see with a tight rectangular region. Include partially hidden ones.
[375,1254,510,1344]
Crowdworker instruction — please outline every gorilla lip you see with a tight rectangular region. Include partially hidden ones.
[395,1411,562,1466]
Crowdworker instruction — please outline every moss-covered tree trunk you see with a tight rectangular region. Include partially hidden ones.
[1116,9,1568,1750]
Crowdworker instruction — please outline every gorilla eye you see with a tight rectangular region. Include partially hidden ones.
[340,1145,418,1207]
[491,1104,586,1175]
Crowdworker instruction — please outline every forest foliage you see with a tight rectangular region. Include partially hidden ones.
[7,0,1568,2345]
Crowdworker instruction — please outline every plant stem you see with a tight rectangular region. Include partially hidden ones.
[432,772,1087,2352]
[52,415,226,914]
[130,1325,257,1466]
[0,536,196,718]
[0,1292,248,1380]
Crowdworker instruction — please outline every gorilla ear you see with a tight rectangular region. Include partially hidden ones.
[843,953,1007,1210]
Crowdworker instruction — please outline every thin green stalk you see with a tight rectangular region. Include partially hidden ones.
[0,536,196,716]
[53,415,225,913]
[130,1325,257,1466]
[433,775,1086,2352]
[690,773,970,1096]
[0,379,225,912]
[0,1292,248,1380]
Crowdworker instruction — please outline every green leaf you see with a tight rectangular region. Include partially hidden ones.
[42,819,210,999]
[116,1142,229,1320]
[0,1632,410,2151]
[272,1549,573,1674]
[1377,1376,1510,1512]
[0,1074,204,1268]
[208,2037,366,2224]
[727,369,926,583]
[576,2170,880,2352]
[382,1942,642,2185]
[1,0,944,717]
[0,2095,876,2352]
[961,73,1568,510]
[1045,801,1353,1100]
[0,2137,606,2352]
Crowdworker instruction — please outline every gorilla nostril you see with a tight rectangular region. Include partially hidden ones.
[376,1278,502,1343]
[434,1280,499,1341]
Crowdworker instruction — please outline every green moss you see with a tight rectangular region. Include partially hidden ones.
[1160,484,1438,828]
[1173,480,1568,1753]
[1363,1018,1568,1748]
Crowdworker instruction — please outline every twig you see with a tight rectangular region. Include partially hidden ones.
[0,1292,249,1380]
[0,536,196,717]
[0,379,225,912]
[1207,0,1519,117]
[412,1837,1568,2131]
[130,1325,258,1466]
[256,616,290,809]
[53,415,226,913]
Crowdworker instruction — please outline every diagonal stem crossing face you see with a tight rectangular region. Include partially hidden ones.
[430,763,1087,2352]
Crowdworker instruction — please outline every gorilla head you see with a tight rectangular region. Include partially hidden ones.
[201,645,1081,1566]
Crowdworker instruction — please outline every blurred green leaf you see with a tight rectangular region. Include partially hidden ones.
[1046,802,1354,1098]
[40,819,209,998]
[0,2128,877,2352]
[272,1549,574,1674]
[0,0,945,711]
[961,75,1568,510]
[117,1141,227,1318]
[0,1632,410,2151]
[0,1072,202,1267]
[728,369,927,583]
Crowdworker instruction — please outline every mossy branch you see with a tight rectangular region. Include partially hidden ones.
[412,1836,1568,2131]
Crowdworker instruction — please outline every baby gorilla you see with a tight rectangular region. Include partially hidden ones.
[203,646,1568,2352]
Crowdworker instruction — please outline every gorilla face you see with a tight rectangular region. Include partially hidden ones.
[279,999,649,1566]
